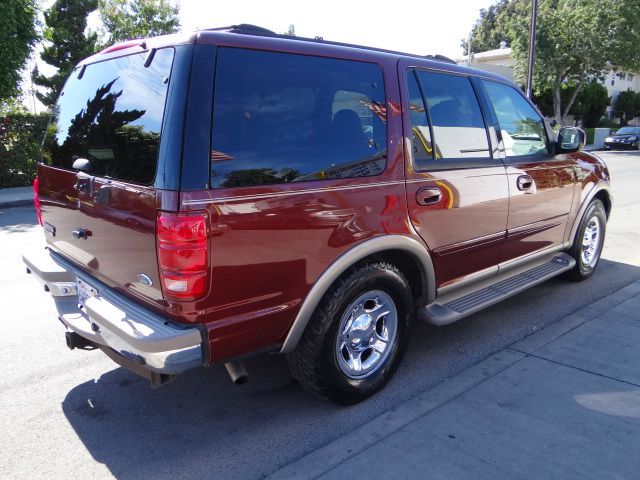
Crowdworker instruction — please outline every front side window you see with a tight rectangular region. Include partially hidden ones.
[481,80,548,158]
[210,48,387,188]
[45,48,174,185]
[416,71,490,160]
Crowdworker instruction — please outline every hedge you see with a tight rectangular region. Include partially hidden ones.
[0,112,49,188]
[585,128,595,145]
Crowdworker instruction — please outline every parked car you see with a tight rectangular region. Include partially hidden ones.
[23,25,611,404]
[604,126,640,150]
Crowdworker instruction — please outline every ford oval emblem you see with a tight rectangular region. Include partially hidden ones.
[137,273,153,287]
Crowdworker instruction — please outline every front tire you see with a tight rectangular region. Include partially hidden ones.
[564,199,607,281]
[287,262,412,405]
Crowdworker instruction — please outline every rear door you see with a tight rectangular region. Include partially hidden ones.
[400,64,509,288]
[477,79,575,262]
[40,47,177,311]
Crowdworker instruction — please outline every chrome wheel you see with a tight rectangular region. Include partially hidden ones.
[581,215,601,267]
[335,290,397,379]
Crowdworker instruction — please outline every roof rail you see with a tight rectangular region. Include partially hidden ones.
[423,54,457,65]
[201,24,458,65]
[205,24,278,36]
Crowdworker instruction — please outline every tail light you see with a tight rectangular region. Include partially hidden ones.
[33,177,43,226]
[156,211,209,300]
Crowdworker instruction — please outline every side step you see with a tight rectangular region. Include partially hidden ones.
[420,253,575,326]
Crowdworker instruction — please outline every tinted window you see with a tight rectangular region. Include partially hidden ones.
[481,80,548,157]
[406,70,434,167]
[45,48,174,184]
[416,71,490,159]
[210,48,387,188]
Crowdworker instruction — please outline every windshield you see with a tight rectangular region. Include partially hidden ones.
[616,127,640,135]
[44,48,174,185]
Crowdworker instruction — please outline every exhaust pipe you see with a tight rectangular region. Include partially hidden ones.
[225,361,248,385]
[65,331,94,350]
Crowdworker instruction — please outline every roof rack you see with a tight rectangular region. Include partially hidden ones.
[203,24,458,65]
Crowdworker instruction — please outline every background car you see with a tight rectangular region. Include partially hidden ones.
[604,126,640,149]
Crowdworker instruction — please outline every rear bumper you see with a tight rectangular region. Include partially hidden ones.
[22,247,204,375]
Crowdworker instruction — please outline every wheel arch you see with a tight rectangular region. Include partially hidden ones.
[568,183,612,244]
[279,235,435,354]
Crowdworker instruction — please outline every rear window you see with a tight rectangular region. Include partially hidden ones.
[210,48,387,188]
[44,48,174,185]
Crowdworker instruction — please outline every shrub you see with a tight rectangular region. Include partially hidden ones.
[0,112,49,187]
[598,116,616,129]
[585,128,595,145]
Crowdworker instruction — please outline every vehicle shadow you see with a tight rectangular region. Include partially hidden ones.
[61,258,640,479]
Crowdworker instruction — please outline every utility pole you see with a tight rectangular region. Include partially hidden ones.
[525,0,538,99]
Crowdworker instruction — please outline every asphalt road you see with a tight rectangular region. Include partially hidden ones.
[1,150,639,479]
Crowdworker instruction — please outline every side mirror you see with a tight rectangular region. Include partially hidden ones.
[72,157,92,172]
[556,127,585,153]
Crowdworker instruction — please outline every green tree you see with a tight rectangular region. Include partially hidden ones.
[98,0,180,45]
[1,102,50,187]
[572,81,610,128]
[0,0,39,104]
[534,81,610,128]
[613,90,640,126]
[506,0,640,125]
[32,0,98,110]
[461,0,513,54]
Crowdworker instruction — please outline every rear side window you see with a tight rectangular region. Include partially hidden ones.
[481,80,548,157]
[406,70,434,167]
[210,48,387,188]
[416,71,490,160]
[45,48,174,185]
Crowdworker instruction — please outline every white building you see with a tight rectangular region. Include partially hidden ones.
[455,42,516,82]
[455,43,640,124]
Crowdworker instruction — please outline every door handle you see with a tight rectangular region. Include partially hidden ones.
[516,175,535,192]
[416,187,442,206]
[75,175,93,195]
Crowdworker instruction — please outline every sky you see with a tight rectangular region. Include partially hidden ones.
[22,0,497,112]
[178,0,494,58]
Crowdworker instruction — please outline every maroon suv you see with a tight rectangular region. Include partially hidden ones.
[23,25,611,404]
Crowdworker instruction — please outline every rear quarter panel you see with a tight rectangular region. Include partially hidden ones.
[175,42,415,362]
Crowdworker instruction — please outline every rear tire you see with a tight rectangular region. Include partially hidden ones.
[287,262,412,405]
[564,199,607,281]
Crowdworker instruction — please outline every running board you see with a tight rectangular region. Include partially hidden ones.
[420,253,575,326]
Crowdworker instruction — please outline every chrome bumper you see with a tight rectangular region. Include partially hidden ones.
[22,247,204,375]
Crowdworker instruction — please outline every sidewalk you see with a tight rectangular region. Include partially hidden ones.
[0,186,33,209]
[270,280,640,479]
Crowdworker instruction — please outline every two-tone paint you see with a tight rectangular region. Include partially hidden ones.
[37,29,611,366]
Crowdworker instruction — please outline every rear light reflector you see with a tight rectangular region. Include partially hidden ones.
[157,211,209,299]
[33,177,43,226]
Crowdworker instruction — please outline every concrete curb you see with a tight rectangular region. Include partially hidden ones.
[0,187,34,209]
[268,279,640,479]
[267,350,526,479]
[0,199,34,209]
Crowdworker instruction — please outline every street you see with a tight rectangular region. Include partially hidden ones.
[0,150,639,479]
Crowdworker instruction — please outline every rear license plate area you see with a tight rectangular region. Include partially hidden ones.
[76,277,98,308]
